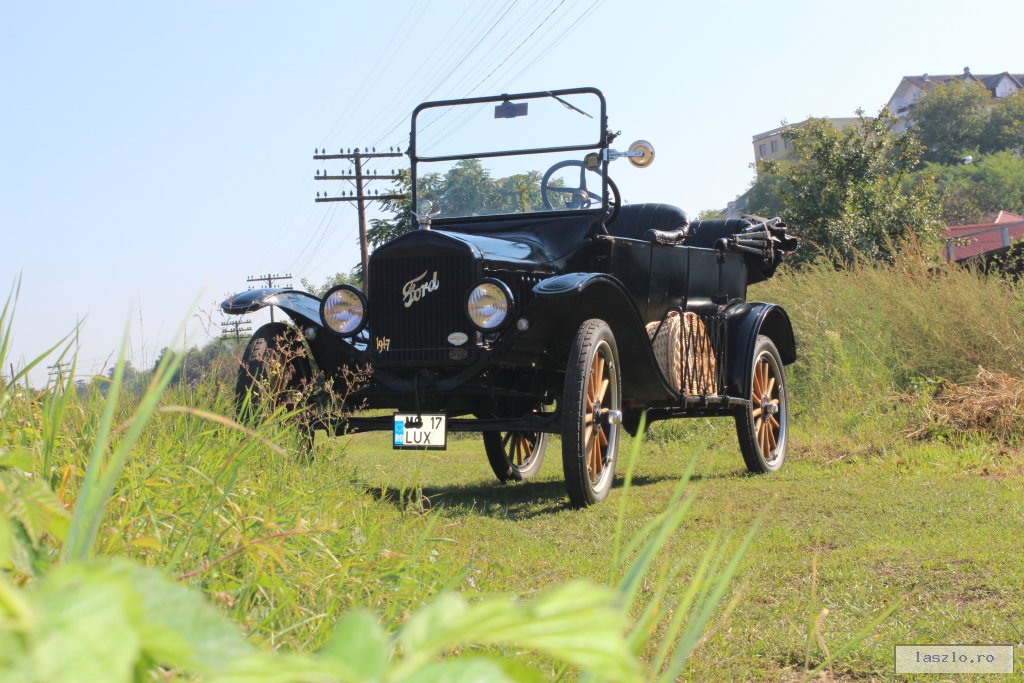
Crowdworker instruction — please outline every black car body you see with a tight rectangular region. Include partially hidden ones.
[223,87,799,507]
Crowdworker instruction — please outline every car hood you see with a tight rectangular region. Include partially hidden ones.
[373,213,602,272]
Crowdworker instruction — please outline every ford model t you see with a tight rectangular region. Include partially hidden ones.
[223,87,799,507]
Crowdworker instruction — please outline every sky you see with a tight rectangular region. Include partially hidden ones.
[1,0,1020,386]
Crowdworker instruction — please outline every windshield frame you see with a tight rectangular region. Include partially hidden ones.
[409,87,609,220]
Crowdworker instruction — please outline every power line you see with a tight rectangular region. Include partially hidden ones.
[414,0,604,154]
[364,0,523,149]
[352,1,479,146]
[414,0,577,150]
[465,0,568,96]
[350,1,499,147]
[321,0,428,145]
[504,0,605,87]
[221,318,253,342]
[313,148,406,285]
[47,361,72,387]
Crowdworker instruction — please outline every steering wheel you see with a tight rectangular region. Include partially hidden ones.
[541,159,620,224]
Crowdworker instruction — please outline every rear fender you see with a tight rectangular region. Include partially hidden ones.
[517,273,676,403]
[724,302,796,398]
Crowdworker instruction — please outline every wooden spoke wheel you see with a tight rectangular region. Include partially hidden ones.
[483,429,548,482]
[735,335,788,473]
[562,319,621,507]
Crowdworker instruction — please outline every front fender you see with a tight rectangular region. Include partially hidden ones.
[221,288,323,328]
[724,302,797,398]
[515,273,676,403]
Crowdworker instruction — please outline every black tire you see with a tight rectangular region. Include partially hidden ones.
[734,335,788,473]
[561,319,622,507]
[483,430,548,482]
[235,322,312,427]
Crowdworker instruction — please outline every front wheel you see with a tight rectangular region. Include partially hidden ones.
[561,319,622,507]
[483,430,547,482]
[734,335,788,473]
[235,323,313,445]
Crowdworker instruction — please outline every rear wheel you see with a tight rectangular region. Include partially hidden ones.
[561,319,621,507]
[483,430,547,482]
[734,335,788,473]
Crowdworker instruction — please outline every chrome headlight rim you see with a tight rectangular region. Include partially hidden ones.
[466,278,514,331]
[320,284,368,337]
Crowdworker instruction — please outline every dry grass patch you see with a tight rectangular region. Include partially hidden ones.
[922,367,1024,443]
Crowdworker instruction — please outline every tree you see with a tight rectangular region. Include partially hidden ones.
[366,161,547,252]
[301,268,362,297]
[748,110,943,265]
[983,89,1024,154]
[736,169,790,218]
[910,80,991,164]
[919,151,1024,223]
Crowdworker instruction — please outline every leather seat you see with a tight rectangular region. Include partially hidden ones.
[605,203,689,241]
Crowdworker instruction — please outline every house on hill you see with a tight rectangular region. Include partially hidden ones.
[887,67,1023,132]
[944,211,1024,264]
[751,117,863,165]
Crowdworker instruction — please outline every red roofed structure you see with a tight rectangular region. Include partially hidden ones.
[943,211,1024,263]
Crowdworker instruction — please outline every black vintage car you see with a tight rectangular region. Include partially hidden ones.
[223,88,799,507]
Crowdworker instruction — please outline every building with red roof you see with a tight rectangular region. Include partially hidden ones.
[943,211,1024,263]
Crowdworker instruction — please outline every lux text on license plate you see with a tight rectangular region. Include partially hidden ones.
[393,413,447,450]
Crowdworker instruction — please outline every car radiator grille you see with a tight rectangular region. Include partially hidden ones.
[368,253,476,365]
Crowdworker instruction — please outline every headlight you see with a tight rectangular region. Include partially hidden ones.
[320,285,367,336]
[467,279,512,330]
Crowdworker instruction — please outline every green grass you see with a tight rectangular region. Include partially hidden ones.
[330,417,1024,680]
[3,254,1024,680]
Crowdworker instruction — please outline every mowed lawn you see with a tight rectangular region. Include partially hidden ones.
[329,419,1024,681]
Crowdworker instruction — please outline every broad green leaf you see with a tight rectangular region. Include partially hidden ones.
[129,535,161,550]
[6,521,39,577]
[108,559,254,674]
[0,448,32,472]
[318,608,389,681]
[210,653,358,683]
[0,629,32,683]
[397,592,467,661]
[0,515,11,567]
[396,581,640,682]
[31,566,140,683]
[6,479,69,547]
[398,656,531,683]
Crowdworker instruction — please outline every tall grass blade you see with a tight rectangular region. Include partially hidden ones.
[610,410,647,576]
[659,516,763,680]
[803,602,900,681]
[63,322,185,561]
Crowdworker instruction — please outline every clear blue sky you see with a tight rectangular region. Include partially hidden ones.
[2,0,1019,385]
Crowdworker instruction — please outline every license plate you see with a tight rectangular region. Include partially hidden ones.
[393,413,446,450]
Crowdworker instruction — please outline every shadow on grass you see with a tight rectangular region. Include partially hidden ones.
[360,470,746,519]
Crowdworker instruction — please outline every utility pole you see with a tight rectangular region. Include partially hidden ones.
[47,361,72,387]
[246,273,292,322]
[313,146,405,286]
[221,318,253,342]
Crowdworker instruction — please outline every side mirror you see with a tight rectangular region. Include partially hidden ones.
[601,140,655,168]
[627,140,655,168]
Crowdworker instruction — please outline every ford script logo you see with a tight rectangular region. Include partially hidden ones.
[402,270,440,308]
[447,332,468,346]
